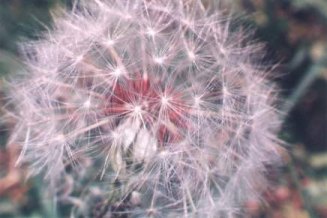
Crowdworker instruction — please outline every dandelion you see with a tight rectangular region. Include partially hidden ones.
[5,0,283,217]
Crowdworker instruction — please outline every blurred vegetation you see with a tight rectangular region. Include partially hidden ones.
[0,0,54,76]
[237,1,327,217]
[1,0,327,217]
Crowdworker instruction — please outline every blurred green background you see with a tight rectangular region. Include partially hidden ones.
[1,0,327,217]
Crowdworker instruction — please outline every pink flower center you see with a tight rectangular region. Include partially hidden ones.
[105,74,188,146]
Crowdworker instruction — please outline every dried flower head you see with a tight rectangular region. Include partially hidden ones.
[6,0,283,217]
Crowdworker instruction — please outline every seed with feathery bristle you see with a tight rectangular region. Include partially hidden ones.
[5,0,283,217]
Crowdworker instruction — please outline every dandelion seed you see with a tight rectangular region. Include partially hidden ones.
[112,68,123,77]
[5,0,284,217]
[146,27,157,37]
[83,99,91,109]
[154,56,165,65]
[188,51,196,61]
[107,39,115,46]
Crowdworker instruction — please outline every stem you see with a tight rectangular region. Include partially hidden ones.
[283,63,323,114]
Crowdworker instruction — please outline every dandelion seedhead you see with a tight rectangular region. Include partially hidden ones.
[6,0,283,217]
